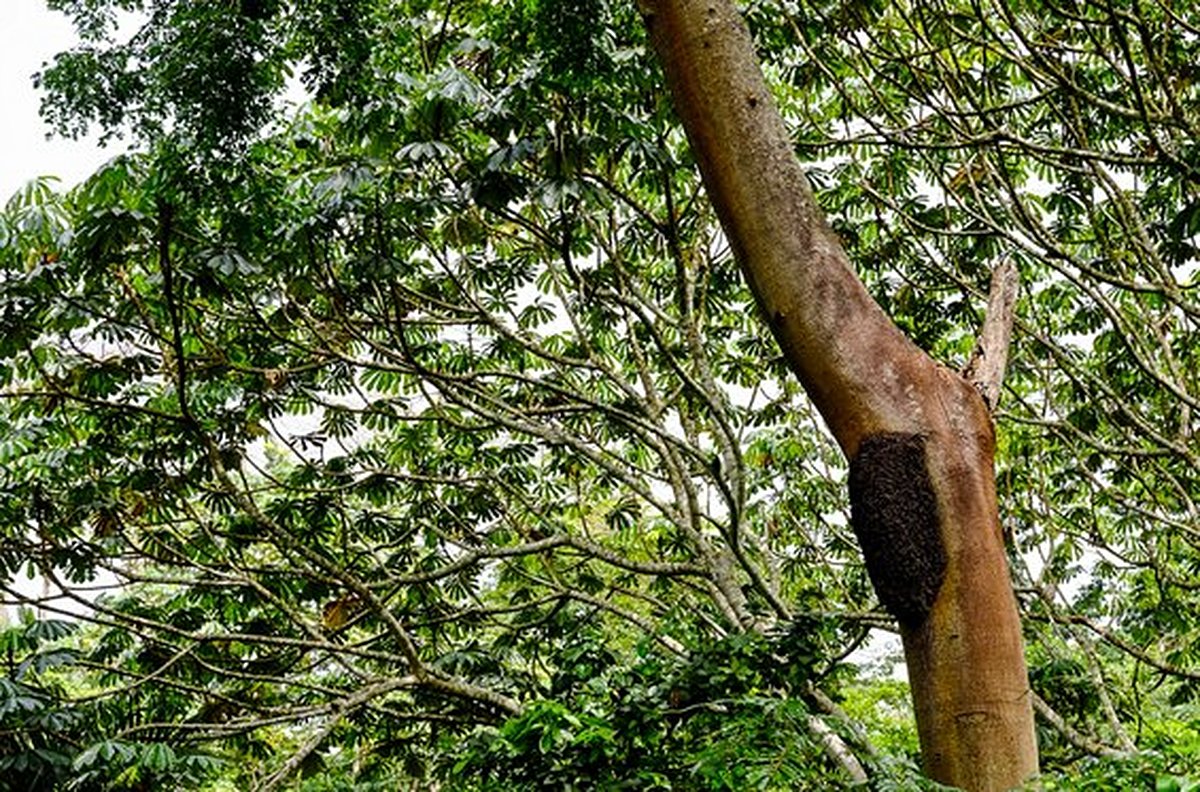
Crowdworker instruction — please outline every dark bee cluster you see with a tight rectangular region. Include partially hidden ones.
[848,433,947,629]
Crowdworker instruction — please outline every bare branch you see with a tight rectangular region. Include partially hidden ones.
[964,257,1020,411]
[1030,692,1128,760]
[806,714,869,785]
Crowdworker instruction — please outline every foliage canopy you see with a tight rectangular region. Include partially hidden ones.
[2,0,1199,788]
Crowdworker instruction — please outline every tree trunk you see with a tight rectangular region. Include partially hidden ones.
[638,2,1039,790]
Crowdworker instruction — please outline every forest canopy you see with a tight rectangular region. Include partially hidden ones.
[1,0,1199,789]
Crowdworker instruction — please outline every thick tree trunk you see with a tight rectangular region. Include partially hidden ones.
[638,2,1039,789]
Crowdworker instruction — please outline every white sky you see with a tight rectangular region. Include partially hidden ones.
[0,0,115,201]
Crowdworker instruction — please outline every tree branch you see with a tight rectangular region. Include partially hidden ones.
[1030,691,1128,760]
[807,714,870,785]
[964,257,1019,411]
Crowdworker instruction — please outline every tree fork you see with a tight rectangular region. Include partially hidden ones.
[637,1,1038,789]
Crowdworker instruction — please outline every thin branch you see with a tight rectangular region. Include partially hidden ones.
[807,714,870,785]
[1030,691,1128,760]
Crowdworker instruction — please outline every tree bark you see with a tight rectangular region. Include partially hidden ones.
[638,2,1039,789]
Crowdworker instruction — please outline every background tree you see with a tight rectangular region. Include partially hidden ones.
[0,0,1198,789]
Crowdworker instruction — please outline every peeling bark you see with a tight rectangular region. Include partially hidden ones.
[639,2,1039,789]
